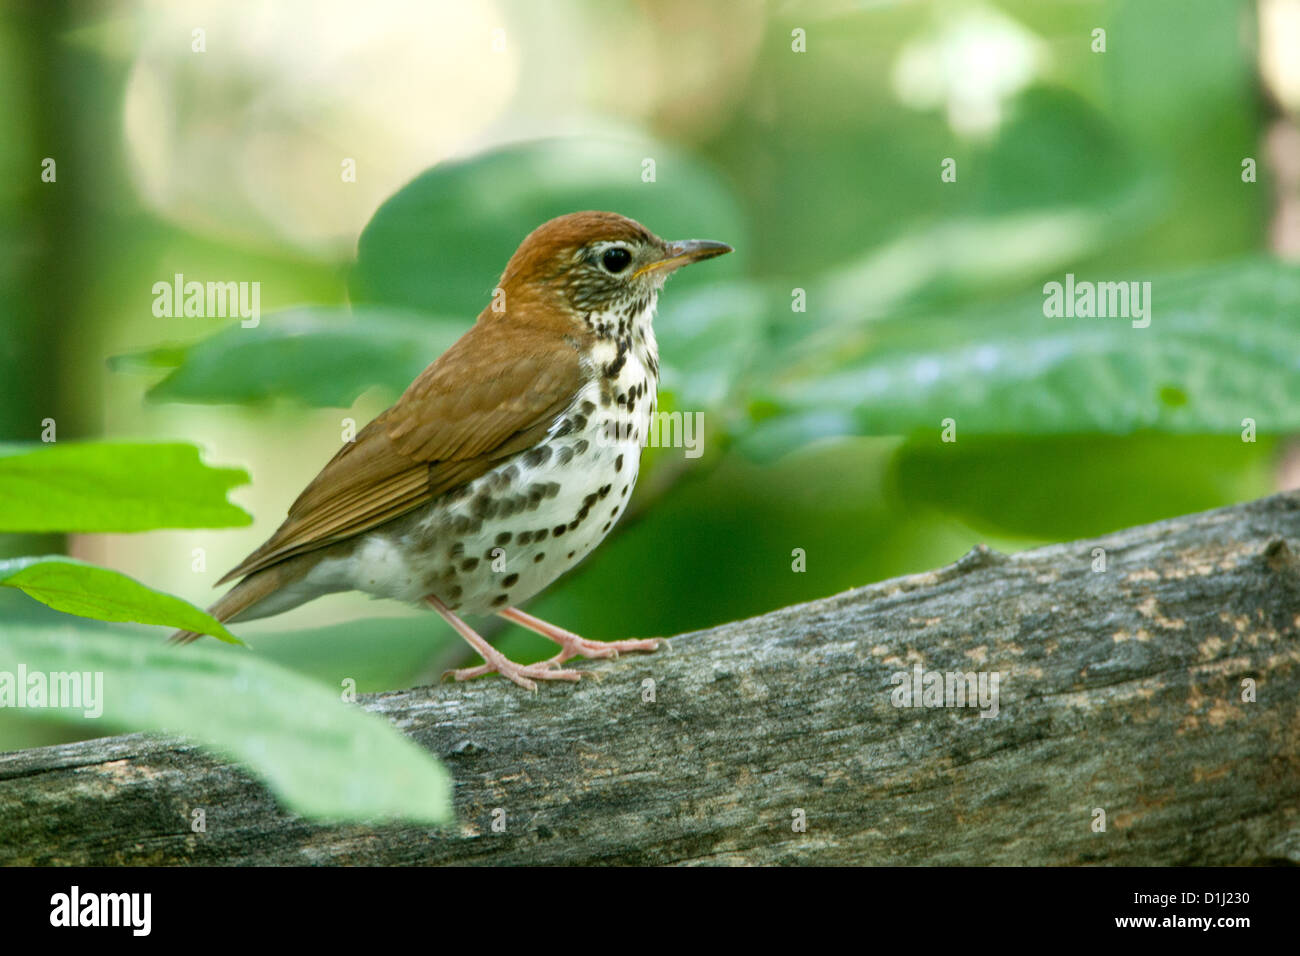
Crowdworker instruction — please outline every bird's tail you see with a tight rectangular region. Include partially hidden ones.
[167,569,283,645]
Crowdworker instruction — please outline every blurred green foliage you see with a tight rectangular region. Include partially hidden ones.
[4,619,451,824]
[0,439,452,821]
[0,441,251,532]
[113,307,468,408]
[0,554,240,642]
[0,0,1294,765]
[352,138,748,315]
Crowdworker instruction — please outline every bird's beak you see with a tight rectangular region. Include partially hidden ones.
[634,239,733,278]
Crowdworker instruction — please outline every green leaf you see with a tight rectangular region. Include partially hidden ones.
[710,81,1154,280]
[118,139,752,412]
[0,623,452,824]
[888,435,1278,542]
[655,280,768,411]
[766,258,1300,446]
[111,306,468,408]
[351,137,747,317]
[0,442,251,532]
[0,556,241,643]
[252,614,449,694]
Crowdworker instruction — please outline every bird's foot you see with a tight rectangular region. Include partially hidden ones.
[499,606,662,665]
[536,634,662,666]
[442,653,583,693]
[424,595,661,691]
[425,594,587,691]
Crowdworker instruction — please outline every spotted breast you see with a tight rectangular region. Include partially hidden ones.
[286,303,659,617]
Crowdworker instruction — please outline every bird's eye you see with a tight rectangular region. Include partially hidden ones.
[601,247,632,273]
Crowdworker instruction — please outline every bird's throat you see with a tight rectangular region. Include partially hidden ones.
[580,294,661,385]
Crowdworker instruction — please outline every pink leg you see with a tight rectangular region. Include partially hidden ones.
[498,606,662,666]
[425,595,583,691]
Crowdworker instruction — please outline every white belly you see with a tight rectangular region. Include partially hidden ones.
[300,334,659,617]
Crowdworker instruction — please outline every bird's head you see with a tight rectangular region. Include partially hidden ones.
[494,211,731,326]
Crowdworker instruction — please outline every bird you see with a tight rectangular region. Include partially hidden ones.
[170,211,732,690]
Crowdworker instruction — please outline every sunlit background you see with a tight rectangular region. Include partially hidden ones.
[3,0,1299,749]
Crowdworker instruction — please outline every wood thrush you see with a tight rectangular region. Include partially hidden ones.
[171,211,732,689]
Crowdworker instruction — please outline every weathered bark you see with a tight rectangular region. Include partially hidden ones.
[2,492,1298,865]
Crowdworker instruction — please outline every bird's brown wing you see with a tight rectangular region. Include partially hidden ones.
[216,319,585,586]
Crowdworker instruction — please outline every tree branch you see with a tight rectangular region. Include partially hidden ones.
[2,492,1298,865]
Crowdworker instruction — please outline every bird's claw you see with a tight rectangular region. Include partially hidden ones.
[442,658,584,691]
